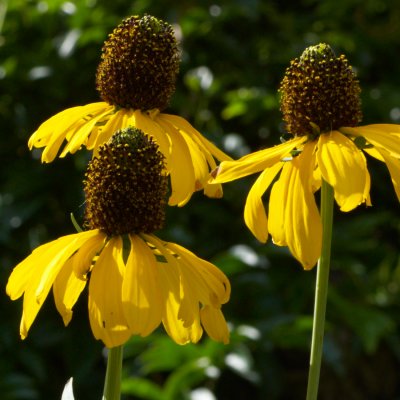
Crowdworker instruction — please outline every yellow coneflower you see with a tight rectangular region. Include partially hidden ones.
[212,43,400,270]
[28,15,231,206]
[7,127,230,349]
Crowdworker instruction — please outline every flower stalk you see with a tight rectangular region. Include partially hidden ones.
[306,178,334,399]
[102,345,123,400]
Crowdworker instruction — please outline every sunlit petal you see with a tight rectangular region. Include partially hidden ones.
[9,231,96,339]
[244,162,283,243]
[155,118,196,206]
[317,131,369,212]
[29,103,110,162]
[268,163,290,247]
[285,142,322,270]
[53,257,87,326]
[122,234,163,336]
[212,136,304,184]
[374,148,400,201]
[342,125,400,158]
[88,236,130,348]
[161,114,232,162]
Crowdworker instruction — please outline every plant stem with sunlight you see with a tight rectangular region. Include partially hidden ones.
[306,179,334,399]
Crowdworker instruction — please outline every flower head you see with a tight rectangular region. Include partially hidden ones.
[7,127,230,348]
[212,43,400,270]
[96,15,180,111]
[28,15,231,206]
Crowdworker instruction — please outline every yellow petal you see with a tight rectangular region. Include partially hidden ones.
[90,109,128,150]
[161,113,232,162]
[122,234,163,337]
[60,106,115,156]
[29,103,110,162]
[144,235,203,344]
[374,148,400,201]
[155,117,196,206]
[268,163,291,247]
[53,257,87,326]
[244,162,283,243]
[72,230,106,279]
[342,125,400,158]
[165,241,231,306]
[132,110,172,166]
[9,231,95,339]
[285,142,322,269]
[88,236,130,348]
[200,306,230,344]
[212,136,304,184]
[317,131,370,212]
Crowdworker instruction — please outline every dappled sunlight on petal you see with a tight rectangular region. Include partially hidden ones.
[318,131,369,212]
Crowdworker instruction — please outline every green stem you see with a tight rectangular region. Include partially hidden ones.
[306,179,334,400]
[102,345,123,400]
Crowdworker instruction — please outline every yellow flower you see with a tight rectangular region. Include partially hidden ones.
[28,15,231,206]
[7,127,230,348]
[212,44,400,270]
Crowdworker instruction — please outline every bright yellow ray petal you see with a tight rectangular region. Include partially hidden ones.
[374,148,400,201]
[88,236,130,348]
[154,118,196,206]
[165,242,231,306]
[285,142,322,270]
[160,114,232,162]
[341,125,400,158]
[317,131,369,212]
[13,231,96,339]
[143,235,203,344]
[53,257,87,326]
[29,103,110,162]
[60,106,115,156]
[200,306,230,344]
[212,136,304,184]
[72,230,106,279]
[134,110,172,165]
[161,117,209,187]
[122,234,163,337]
[268,163,291,247]
[244,162,284,243]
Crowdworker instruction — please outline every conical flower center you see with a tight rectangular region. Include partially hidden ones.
[279,43,362,137]
[96,15,180,111]
[84,127,168,236]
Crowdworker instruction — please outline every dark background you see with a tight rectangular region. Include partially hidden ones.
[1,0,400,399]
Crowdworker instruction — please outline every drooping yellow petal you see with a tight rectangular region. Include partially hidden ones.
[268,163,291,247]
[285,141,322,270]
[212,136,304,184]
[29,102,111,162]
[160,113,232,162]
[88,236,130,348]
[374,148,400,201]
[122,234,163,337]
[317,131,369,212]
[244,162,284,243]
[165,242,231,306]
[160,116,209,189]
[72,230,106,279]
[200,306,230,344]
[60,107,115,157]
[144,235,203,344]
[155,117,196,206]
[90,108,129,151]
[8,231,96,339]
[53,257,87,326]
[133,110,172,167]
[341,125,400,158]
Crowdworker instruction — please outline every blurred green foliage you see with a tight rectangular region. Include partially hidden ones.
[1,0,400,399]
